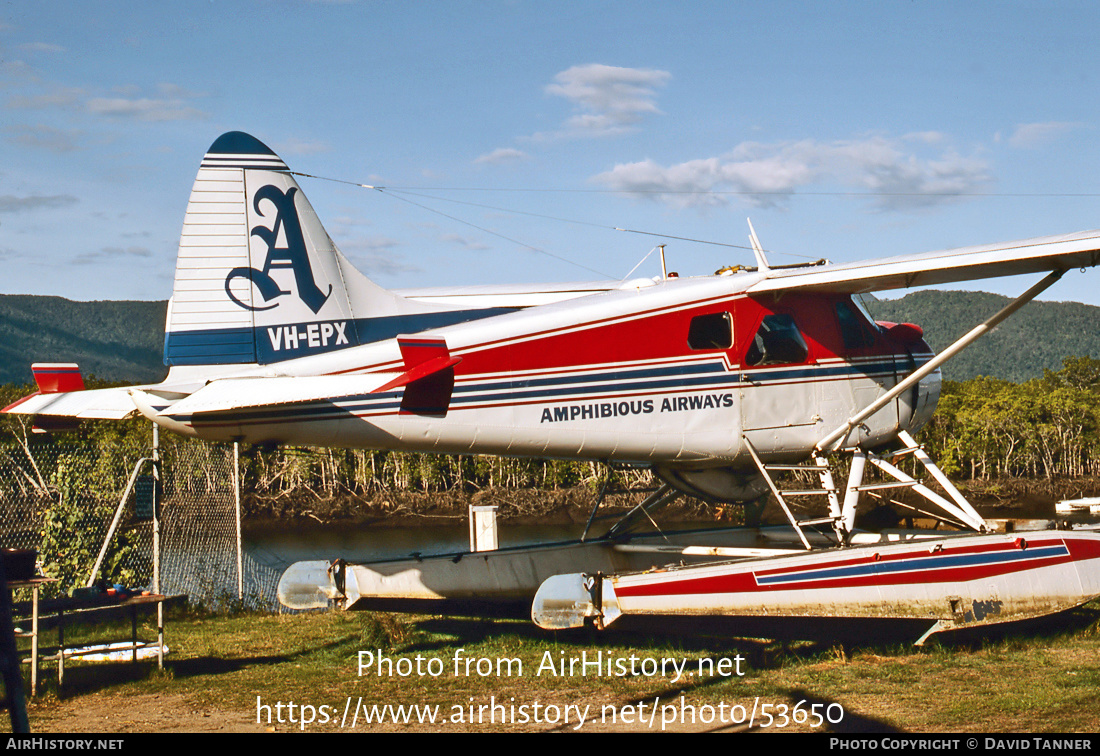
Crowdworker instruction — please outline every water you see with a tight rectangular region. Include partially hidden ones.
[237,514,1100,609]
[244,522,584,573]
[243,508,1100,573]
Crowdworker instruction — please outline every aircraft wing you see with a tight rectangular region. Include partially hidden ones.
[160,374,401,417]
[3,364,210,422]
[747,230,1100,295]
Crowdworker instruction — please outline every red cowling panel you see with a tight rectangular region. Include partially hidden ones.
[877,321,926,345]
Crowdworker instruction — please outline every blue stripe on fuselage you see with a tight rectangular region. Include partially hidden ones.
[162,308,517,366]
[181,356,910,427]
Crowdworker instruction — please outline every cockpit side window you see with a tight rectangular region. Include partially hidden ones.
[835,298,878,350]
[687,312,733,350]
[744,313,809,366]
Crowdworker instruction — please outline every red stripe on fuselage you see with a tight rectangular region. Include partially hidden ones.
[326,291,902,385]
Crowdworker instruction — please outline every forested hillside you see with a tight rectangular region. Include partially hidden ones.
[865,290,1100,382]
[0,295,167,385]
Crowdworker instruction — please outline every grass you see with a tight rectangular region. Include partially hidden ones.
[6,602,1100,733]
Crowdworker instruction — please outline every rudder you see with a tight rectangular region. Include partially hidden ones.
[166,131,299,365]
[164,132,512,368]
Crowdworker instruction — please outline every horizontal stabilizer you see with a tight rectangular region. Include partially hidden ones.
[159,373,402,418]
[3,386,140,421]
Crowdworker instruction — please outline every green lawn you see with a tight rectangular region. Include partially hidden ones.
[11,602,1100,733]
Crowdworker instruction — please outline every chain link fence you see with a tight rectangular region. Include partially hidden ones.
[0,430,281,610]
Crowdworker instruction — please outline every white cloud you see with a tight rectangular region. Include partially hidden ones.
[72,246,151,265]
[0,194,78,213]
[329,215,372,228]
[0,59,37,84]
[592,134,992,212]
[350,250,421,277]
[340,235,402,252]
[538,64,671,139]
[17,42,65,54]
[85,95,207,122]
[440,232,490,251]
[1007,121,1083,148]
[276,138,331,156]
[6,81,208,122]
[834,137,992,210]
[338,235,422,276]
[474,147,528,165]
[5,124,81,152]
[5,86,84,110]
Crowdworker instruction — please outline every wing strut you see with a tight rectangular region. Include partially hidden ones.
[815,269,1065,455]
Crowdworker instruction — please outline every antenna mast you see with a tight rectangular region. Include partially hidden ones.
[747,219,771,271]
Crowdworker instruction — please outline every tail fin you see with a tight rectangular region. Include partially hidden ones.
[31,363,85,393]
[165,131,457,367]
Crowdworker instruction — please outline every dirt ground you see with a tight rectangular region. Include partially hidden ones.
[26,690,267,733]
[23,690,759,733]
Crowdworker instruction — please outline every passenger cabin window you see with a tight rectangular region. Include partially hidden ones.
[745,313,809,366]
[835,299,878,350]
[687,312,732,350]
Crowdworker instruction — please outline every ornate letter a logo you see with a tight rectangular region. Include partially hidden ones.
[224,185,333,313]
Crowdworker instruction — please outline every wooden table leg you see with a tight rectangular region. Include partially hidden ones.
[57,608,64,689]
[30,586,38,697]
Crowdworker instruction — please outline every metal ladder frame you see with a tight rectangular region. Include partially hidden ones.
[744,438,845,550]
[745,428,987,550]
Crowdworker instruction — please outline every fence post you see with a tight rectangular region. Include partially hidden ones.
[153,424,164,668]
[152,424,160,595]
[234,442,243,601]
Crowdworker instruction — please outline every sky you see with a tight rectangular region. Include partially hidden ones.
[3,1,1100,307]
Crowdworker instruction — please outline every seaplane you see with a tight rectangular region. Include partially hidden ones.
[7,131,1100,643]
